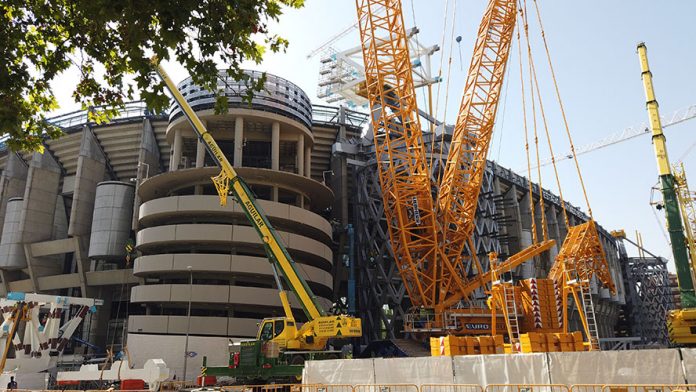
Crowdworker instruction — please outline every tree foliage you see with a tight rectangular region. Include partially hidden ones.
[0,0,303,152]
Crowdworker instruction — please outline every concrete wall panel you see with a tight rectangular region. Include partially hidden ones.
[168,315,227,336]
[127,333,230,380]
[138,196,332,243]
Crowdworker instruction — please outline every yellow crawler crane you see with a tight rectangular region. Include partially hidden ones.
[356,0,553,338]
[358,0,617,354]
[434,0,557,319]
[151,60,361,382]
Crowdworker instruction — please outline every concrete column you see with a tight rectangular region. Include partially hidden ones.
[271,122,280,171]
[305,146,312,179]
[545,205,561,273]
[271,122,280,202]
[88,286,113,352]
[0,152,61,272]
[297,135,305,176]
[234,117,244,167]
[518,190,535,279]
[0,153,28,240]
[331,107,349,224]
[170,128,182,171]
[69,126,107,237]
[196,120,208,167]
[558,208,569,241]
[194,138,206,195]
[132,119,162,230]
[196,138,206,168]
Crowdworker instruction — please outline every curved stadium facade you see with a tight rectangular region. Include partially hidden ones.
[0,69,633,378]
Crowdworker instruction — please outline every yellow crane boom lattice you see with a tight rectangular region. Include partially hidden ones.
[356,0,447,308]
[436,0,519,304]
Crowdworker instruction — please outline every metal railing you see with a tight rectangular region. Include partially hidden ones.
[601,386,696,392]
[485,385,569,392]
[213,385,696,392]
[0,101,165,153]
[10,383,676,392]
[170,70,314,130]
[421,384,484,392]
[354,384,420,392]
[46,101,163,130]
[312,105,370,129]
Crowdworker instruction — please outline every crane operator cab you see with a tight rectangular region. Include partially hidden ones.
[257,317,299,350]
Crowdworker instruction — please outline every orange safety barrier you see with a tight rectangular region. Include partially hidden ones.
[85,390,152,392]
[485,384,569,392]
[601,385,696,392]
[354,384,420,392]
[421,384,484,392]
[305,384,356,392]
[159,380,198,390]
[569,384,605,392]
[222,384,315,392]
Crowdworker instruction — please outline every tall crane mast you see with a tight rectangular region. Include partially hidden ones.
[355,0,454,309]
[432,0,556,312]
[637,43,696,344]
[637,43,696,307]
[437,0,517,268]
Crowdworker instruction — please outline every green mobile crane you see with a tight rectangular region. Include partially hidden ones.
[637,42,696,344]
[151,60,362,382]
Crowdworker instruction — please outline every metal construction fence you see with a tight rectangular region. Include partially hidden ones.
[2,384,696,392]
[213,385,696,392]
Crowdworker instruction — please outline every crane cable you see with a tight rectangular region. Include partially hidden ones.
[514,0,569,230]
[520,1,549,242]
[408,0,430,127]
[531,0,594,219]
[677,140,696,163]
[427,0,451,176]
[431,0,459,185]
[516,14,538,245]
[432,0,451,121]
[494,60,512,162]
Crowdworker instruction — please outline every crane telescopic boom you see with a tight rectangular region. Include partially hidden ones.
[637,43,696,308]
[355,0,449,309]
[638,43,696,345]
[151,60,361,353]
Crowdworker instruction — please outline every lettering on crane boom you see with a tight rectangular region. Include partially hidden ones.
[203,134,228,166]
[412,196,421,225]
[465,323,490,330]
[244,200,266,229]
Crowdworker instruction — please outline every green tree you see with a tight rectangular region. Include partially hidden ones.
[0,0,303,152]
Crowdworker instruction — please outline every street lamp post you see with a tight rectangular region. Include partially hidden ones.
[183,265,193,381]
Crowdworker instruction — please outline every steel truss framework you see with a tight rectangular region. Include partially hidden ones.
[617,241,674,346]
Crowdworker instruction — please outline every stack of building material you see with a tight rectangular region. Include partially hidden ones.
[430,335,505,356]
[519,331,585,352]
[519,278,562,332]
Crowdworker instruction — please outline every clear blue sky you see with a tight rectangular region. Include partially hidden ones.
[52,1,696,269]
